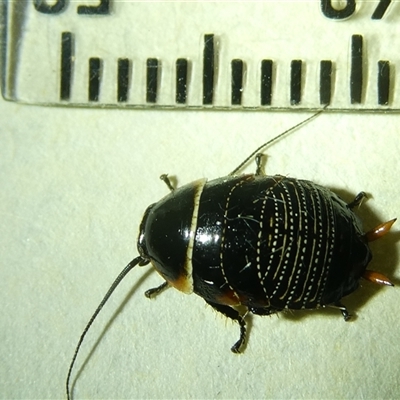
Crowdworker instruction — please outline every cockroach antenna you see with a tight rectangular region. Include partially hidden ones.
[66,256,149,400]
[229,107,327,176]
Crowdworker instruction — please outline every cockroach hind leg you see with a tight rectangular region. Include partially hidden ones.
[364,218,397,242]
[362,270,394,287]
[205,300,247,353]
[229,313,247,354]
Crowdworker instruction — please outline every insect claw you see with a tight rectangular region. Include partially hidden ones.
[347,191,367,209]
[231,317,246,354]
[328,302,351,321]
[364,218,396,242]
[362,270,394,286]
[341,309,351,321]
[230,343,241,354]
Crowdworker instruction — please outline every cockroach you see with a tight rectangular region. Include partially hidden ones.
[66,110,395,399]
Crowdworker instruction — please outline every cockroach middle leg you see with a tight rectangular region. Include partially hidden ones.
[145,281,170,298]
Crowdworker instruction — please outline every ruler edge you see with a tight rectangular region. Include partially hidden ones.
[0,0,8,99]
[1,96,399,114]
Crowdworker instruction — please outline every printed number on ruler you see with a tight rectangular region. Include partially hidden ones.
[1,0,399,110]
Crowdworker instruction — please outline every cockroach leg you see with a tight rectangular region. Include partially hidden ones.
[364,218,396,242]
[362,270,394,286]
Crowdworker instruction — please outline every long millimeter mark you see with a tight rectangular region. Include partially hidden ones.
[203,34,215,105]
[350,34,363,104]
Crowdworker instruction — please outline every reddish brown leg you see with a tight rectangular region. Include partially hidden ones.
[362,218,396,286]
[364,218,396,242]
[362,270,394,286]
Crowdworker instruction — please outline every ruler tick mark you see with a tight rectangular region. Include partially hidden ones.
[350,34,363,104]
[146,58,159,104]
[60,32,73,101]
[88,57,101,102]
[231,59,244,106]
[260,59,273,106]
[176,58,188,104]
[377,60,390,106]
[290,60,302,105]
[203,34,215,105]
[319,60,333,105]
[117,58,130,103]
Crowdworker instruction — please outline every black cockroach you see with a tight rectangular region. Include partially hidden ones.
[67,111,396,399]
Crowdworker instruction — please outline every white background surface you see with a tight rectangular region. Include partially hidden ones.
[2,2,400,400]
[2,95,400,400]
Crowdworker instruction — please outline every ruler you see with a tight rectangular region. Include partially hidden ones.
[1,0,400,111]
